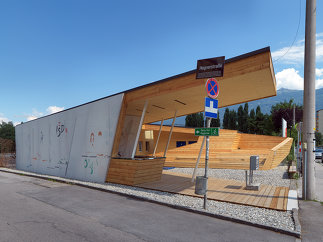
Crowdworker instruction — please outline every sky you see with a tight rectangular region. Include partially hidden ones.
[0,0,323,125]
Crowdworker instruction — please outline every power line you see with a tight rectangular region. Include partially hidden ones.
[273,0,302,63]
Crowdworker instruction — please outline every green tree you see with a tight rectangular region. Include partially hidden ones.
[223,108,230,129]
[315,131,323,146]
[248,109,256,134]
[228,110,237,130]
[0,121,15,142]
[237,105,244,132]
[242,103,249,133]
[271,99,303,133]
[255,106,265,134]
[263,114,275,135]
[210,112,220,127]
[185,113,204,127]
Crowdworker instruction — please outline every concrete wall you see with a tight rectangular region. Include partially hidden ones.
[15,94,124,183]
[118,115,141,158]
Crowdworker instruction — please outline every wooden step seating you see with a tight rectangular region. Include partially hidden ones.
[157,129,293,170]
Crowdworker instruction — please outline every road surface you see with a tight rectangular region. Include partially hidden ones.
[0,171,296,242]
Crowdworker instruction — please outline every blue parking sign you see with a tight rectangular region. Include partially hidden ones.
[205,97,218,119]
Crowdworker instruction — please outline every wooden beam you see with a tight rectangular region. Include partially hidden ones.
[131,100,148,158]
[153,119,164,157]
[164,110,177,157]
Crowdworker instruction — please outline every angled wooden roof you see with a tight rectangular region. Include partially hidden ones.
[123,47,276,124]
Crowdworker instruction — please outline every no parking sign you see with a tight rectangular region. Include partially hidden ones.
[205,78,219,99]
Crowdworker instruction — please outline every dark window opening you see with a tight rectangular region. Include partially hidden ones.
[176,141,186,147]
[188,141,197,144]
[145,141,150,151]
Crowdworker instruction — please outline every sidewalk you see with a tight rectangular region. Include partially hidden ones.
[298,162,323,241]
[314,162,323,201]
[299,200,323,242]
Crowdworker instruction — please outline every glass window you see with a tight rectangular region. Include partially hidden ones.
[138,141,143,152]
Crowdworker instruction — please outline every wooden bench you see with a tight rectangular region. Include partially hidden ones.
[288,165,297,178]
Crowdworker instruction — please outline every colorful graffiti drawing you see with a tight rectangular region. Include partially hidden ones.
[90,132,95,146]
[83,155,98,175]
[56,122,67,137]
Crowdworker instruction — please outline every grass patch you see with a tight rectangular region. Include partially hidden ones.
[292,173,300,179]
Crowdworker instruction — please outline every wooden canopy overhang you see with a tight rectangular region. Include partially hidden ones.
[108,47,277,184]
[123,47,276,124]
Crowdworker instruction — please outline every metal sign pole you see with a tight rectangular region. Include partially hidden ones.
[204,117,211,209]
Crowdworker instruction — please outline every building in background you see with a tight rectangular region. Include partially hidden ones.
[316,109,323,135]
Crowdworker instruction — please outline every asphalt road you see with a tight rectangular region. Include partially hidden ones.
[0,171,296,242]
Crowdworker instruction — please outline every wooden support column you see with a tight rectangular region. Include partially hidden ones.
[131,101,148,159]
[164,110,177,157]
[153,119,164,157]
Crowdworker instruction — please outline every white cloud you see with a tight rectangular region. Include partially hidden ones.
[316,68,323,77]
[0,113,10,123]
[26,108,44,121]
[26,115,38,121]
[272,44,304,64]
[317,78,323,89]
[46,106,64,114]
[276,68,303,90]
[24,106,64,121]
[272,33,323,64]
[276,68,323,90]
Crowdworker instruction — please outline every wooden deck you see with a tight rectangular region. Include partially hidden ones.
[136,171,289,211]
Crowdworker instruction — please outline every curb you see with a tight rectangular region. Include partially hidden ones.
[292,208,302,235]
[0,168,301,238]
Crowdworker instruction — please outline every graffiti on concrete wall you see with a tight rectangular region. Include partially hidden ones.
[81,130,108,175]
[56,122,67,137]
[15,93,124,183]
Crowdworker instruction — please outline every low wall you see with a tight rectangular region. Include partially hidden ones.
[106,157,165,185]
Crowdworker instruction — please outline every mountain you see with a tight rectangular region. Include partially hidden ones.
[217,87,323,119]
[156,88,323,126]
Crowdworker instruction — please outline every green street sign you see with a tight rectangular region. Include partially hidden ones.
[195,127,219,136]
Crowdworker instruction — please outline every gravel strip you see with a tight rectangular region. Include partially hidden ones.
[0,168,296,233]
[170,166,291,187]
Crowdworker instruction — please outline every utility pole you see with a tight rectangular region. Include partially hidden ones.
[204,117,211,209]
[302,0,316,200]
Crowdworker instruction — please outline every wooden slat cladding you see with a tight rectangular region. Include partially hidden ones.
[122,49,276,124]
[106,158,165,186]
[125,52,271,103]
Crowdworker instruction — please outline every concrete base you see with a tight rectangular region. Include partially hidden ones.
[287,190,298,211]
[245,183,260,191]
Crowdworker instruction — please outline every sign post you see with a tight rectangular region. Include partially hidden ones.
[195,127,219,136]
[204,117,211,209]
[196,56,224,210]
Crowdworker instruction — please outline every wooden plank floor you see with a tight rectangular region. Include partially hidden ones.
[136,171,289,211]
